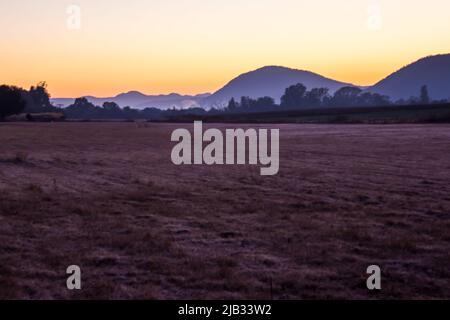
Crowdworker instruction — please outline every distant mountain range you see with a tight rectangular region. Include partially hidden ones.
[52,54,450,109]
[52,92,210,110]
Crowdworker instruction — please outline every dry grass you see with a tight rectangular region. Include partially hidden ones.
[0,122,449,299]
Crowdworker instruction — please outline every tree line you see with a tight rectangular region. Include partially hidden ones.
[0,82,58,120]
[0,82,447,121]
[63,97,213,120]
[225,84,439,113]
[0,83,213,120]
[59,83,443,119]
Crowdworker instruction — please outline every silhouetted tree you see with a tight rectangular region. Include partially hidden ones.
[0,85,26,120]
[240,96,252,110]
[226,96,277,112]
[253,96,276,110]
[304,88,330,107]
[64,97,99,119]
[357,92,391,106]
[102,101,121,111]
[100,101,124,118]
[74,97,94,108]
[420,85,430,104]
[372,93,391,106]
[24,82,55,112]
[122,106,139,119]
[331,86,362,107]
[280,83,307,109]
[226,97,238,111]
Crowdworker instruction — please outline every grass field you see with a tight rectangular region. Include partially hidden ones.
[0,122,449,299]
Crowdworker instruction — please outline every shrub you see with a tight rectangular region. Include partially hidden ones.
[0,85,26,120]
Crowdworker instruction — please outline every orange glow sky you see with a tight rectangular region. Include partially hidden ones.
[1,0,450,97]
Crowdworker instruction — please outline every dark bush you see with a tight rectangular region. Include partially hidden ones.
[0,85,26,120]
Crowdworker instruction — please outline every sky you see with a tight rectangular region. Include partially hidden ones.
[1,0,450,97]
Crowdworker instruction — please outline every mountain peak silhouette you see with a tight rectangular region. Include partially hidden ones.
[369,53,450,100]
[203,65,353,107]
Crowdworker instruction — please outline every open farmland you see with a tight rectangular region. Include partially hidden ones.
[0,122,449,299]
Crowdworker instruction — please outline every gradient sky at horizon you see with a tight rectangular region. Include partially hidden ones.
[1,0,450,97]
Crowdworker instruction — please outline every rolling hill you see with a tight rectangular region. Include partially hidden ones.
[369,54,450,101]
[202,66,353,108]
